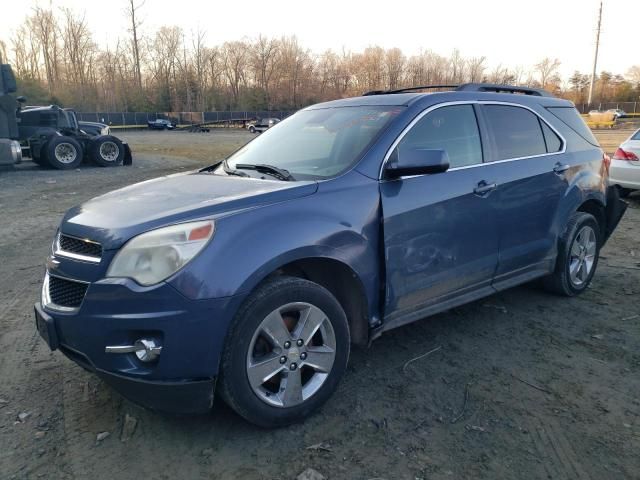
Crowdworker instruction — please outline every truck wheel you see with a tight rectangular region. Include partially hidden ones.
[44,136,83,170]
[219,276,350,427]
[249,126,256,133]
[90,135,124,166]
[542,212,601,296]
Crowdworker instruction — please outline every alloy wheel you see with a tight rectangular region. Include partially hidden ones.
[569,225,597,287]
[246,302,336,408]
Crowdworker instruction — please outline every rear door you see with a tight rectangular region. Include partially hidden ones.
[479,103,568,287]
[380,103,500,327]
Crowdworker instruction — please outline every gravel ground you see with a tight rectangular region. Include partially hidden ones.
[0,130,639,480]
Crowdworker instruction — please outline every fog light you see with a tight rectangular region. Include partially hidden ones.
[134,339,162,362]
[105,338,162,362]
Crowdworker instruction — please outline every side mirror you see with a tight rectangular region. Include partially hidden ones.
[384,147,450,179]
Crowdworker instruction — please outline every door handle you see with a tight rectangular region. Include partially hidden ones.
[553,162,570,174]
[473,181,497,196]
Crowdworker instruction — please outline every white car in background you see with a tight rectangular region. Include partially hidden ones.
[610,128,640,197]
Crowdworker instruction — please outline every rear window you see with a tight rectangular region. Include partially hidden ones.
[483,105,547,160]
[547,107,599,146]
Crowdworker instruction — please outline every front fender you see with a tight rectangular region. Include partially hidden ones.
[169,171,382,310]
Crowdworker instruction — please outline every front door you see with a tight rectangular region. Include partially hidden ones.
[380,104,500,327]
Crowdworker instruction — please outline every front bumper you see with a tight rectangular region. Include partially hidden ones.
[34,277,246,414]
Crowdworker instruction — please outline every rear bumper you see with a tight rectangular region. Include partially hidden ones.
[604,185,628,243]
[610,160,640,190]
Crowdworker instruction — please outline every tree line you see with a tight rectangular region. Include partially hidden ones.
[1,3,639,113]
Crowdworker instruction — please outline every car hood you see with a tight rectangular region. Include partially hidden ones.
[61,172,318,249]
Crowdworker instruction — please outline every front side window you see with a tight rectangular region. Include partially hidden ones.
[483,105,547,160]
[223,106,402,180]
[394,104,483,169]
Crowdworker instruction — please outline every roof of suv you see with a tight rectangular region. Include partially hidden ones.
[307,83,574,109]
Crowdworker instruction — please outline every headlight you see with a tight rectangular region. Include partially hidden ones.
[107,220,214,286]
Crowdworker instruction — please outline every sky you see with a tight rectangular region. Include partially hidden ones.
[1,0,636,80]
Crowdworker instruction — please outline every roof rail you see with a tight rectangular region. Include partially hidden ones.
[362,83,554,98]
[456,83,553,97]
[363,85,459,96]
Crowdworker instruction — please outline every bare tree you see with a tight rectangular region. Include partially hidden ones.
[221,40,248,108]
[385,48,405,90]
[535,57,561,89]
[126,0,144,91]
[31,7,61,94]
[626,65,640,87]
[251,35,279,108]
[467,56,486,83]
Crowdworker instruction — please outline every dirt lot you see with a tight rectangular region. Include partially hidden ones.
[0,129,638,480]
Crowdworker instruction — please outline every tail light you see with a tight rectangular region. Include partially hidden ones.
[613,148,639,161]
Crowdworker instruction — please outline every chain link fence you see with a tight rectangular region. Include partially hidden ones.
[76,111,296,127]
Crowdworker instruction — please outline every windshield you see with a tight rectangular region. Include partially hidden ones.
[223,106,402,180]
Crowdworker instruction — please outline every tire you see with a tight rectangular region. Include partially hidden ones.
[219,276,350,427]
[249,126,256,133]
[43,136,83,170]
[542,212,601,296]
[90,135,124,167]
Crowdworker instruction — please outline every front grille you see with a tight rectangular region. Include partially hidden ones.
[58,234,102,260]
[49,275,88,308]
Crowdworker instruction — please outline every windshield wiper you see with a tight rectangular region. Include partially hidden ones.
[235,163,295,181]
[221,159,249,177]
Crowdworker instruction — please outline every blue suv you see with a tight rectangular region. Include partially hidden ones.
[35,84,627,427]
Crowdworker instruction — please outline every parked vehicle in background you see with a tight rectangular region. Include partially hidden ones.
[606,109,627,119]
[247,117,280,133]
[588,110,602,115]
[18,105,132,169]
[35,83,627,427]
[0,64,23,166]
[147,119,176,130]
[78,120,110,136]
[610,128,640,197]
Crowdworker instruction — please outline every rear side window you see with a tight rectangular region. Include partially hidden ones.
[547,107,599,146]
[540,120,563,152]
[483,105,547,160]
[397,104,483,168]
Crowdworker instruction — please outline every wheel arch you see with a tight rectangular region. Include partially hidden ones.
[576,198,606,239]
[245,254,371,346]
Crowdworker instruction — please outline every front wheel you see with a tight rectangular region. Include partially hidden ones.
[542,212,601,296]
[219,276,350,427]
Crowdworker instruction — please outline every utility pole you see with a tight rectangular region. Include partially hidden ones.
[588,1,603,106]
